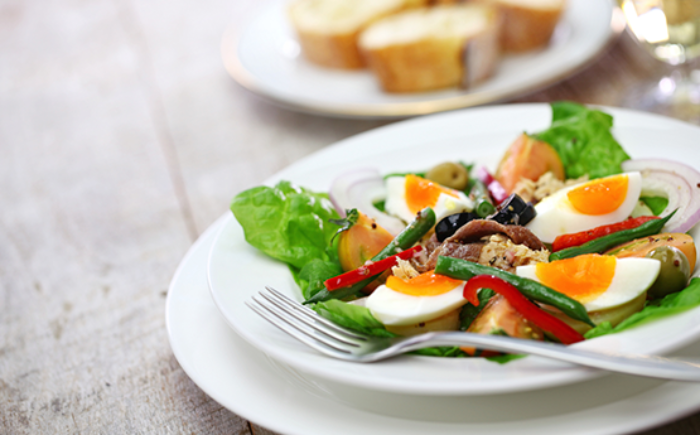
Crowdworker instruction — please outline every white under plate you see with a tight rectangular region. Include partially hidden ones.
[207,103,700,396]
[168,216,700,435]
[222,0,622,119]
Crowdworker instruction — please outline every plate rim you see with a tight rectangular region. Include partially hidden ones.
[221,0,625,119]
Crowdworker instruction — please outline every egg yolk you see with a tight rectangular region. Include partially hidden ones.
[535,254,616,304]
[405,174,460,215]
[386,271,463,297]
[567,174,628,215]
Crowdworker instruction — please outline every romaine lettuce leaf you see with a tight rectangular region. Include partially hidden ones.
[459,288,495,330]
[534,102,630,179]
[585,277,700,339]
[485,353,527,364]
[231,181,341,270]
[297,257,343,299]
[411,346,467,357]
[641,196,669,216]
[312,300,397,338]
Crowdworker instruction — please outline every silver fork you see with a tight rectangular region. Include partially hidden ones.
[247,286,700,381]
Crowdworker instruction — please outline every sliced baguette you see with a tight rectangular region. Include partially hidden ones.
[359,4,501,93]
[289,0,427,69]
[471,0,565,52]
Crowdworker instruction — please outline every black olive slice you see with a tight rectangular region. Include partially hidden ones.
[517,203,537,226]
[491,194,536,226]
[435,212,478,242]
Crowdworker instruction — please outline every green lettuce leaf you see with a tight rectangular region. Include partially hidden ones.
[459,288,495,330]
[534,102,630,179]
[584,321,613,340]
[372,199,386,212]
[230,181,341,270]
[641,196,669,216]
[585,278,700,339]
[485,354,527,364]
[312,300,398,338]
[297,257,343,299]
[411,346,467,357]
[383,171,426,180]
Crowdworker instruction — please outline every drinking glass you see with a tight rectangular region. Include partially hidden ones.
[619,0,700,122]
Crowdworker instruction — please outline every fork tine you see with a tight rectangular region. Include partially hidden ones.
[246,301,349,355]
[258,290,364,346]
[264,286,367,340]
[248,296,354,354]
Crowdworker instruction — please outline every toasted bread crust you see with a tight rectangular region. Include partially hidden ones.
[461,16,500,87]
[360,6,500,93]
[362,39,464,92]
[289,0,428,69]
[498,3,563,52]
[429,0,565,52]
[295,29,365,69]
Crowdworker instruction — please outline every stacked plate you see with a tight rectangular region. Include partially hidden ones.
[167,104,700,434]
[222,0,623,119]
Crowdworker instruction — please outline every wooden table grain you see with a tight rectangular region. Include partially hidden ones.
[1,0,699,433]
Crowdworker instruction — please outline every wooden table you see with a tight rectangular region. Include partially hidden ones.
[2,0,698,433]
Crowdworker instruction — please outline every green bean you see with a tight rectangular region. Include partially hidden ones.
[304,207,436,304]
[435,256,595,327]
[470,180,496,218]
[549,210,676,262]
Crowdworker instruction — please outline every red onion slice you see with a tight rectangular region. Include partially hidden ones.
[622,159,700,233]
[475,166,509,204]
[328,168,406,236]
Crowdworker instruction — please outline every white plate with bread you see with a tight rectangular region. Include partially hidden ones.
[223,0,622,119]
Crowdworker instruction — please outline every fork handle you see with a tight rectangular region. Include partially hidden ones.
[384,332,700,381]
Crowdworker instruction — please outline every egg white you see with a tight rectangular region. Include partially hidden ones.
[525,172,643,244]
[365,281,468,326]
[384,176,473,224]
[516,257,660,312]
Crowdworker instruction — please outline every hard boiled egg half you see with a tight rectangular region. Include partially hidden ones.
[516,254,660,312]
[526,172,643,243]
[366,271,468,326]
[385,174,473,224]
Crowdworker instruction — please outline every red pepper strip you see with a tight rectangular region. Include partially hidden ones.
[476,166,509,204]
[463,275,585,345]
[324,246,423,291]
[552,216,660,252]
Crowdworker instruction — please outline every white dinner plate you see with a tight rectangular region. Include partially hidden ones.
[168,216,700,435]
[207,103,700,395]
[222,0,623,119]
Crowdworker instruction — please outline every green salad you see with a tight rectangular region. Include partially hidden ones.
[231,102,700,360]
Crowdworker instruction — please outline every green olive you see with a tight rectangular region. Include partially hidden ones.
[425,162,469,190]
[646,246,691,299]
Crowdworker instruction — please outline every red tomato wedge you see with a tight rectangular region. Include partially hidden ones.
[463,275,584,345]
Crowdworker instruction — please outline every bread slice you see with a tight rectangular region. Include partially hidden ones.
[359,4,501,93]
[288,0,427,69]
[471,0,565,52]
